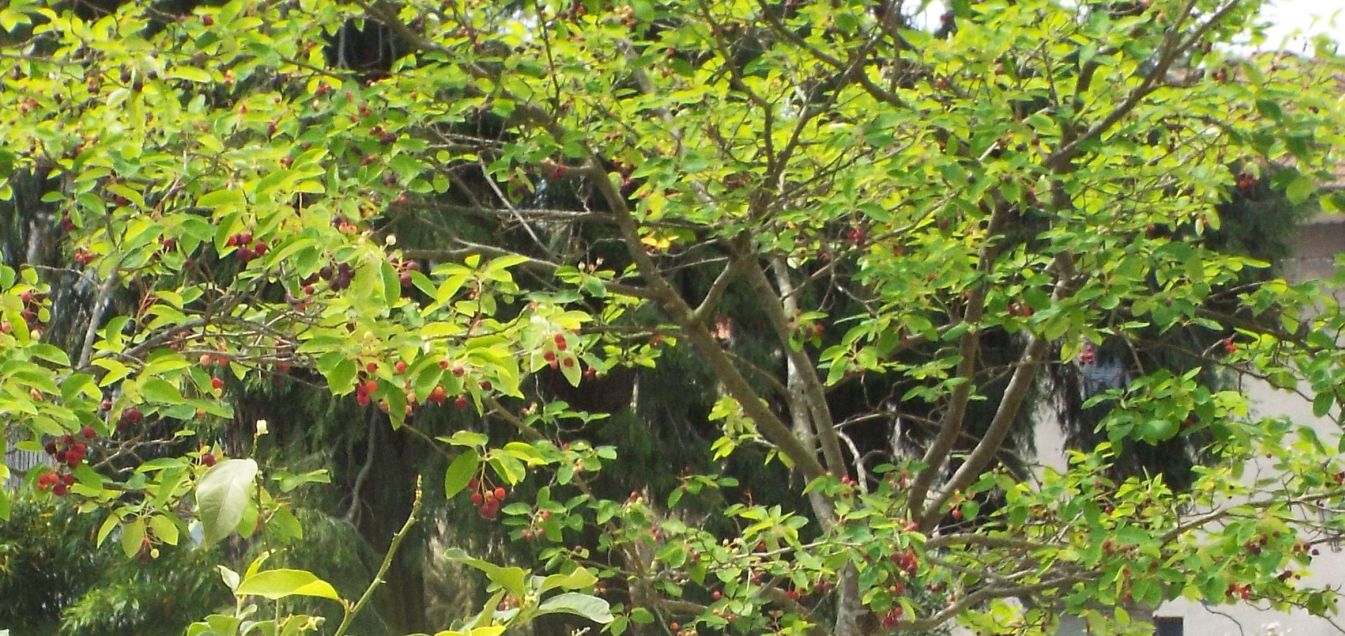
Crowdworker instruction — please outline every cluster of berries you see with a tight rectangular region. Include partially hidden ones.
[466,475,507,520]
[37,427,97,496]
[303,261,354,293]
[225,230,268,263]
[880,605,905,628]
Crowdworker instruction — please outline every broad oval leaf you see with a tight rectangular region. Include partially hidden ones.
[196,459,258,545]
[236,568,341,601]
[535,592,614,624]
[444,449,480,499]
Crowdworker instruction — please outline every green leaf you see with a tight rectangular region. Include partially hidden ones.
[268,504,305,542]
[171,66,214,83]
[538,567,597,594]
[150,514,181,546]
[382,260,402,306]
[122,518,146,558]
[236,569,341,601]
[442,548,528,598]
[142,377,184,404]
[444,449,480,499]
[97,514,120,548]
[322,357,357,394]
[197,189,245,209]
[535,592,615,624]
[1286,175,1316,205]
[196,459,259,546]
[218,565,241,592]
[1313,391,1333,418]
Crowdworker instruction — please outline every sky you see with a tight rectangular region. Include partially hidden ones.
[913,0,1345,52]
[1259,0,1344,51]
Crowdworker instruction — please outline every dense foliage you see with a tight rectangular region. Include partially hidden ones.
[2,0,1345,634]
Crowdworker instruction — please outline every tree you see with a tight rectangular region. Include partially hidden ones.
[1,0,1344,634]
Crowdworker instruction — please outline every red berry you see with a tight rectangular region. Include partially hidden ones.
[366,362,378,373]
[202,452,217,467]
[493,486,506,501]
[53,483,67,496]
[211,377,223,390]
[454,395,469,411]
[471,492,484,505]
[452,364,465,377]
[394,361,407,374]
[429,386,448,404]
[711,590,722,600]
[363,380,379,395]
[81,426,96,439]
